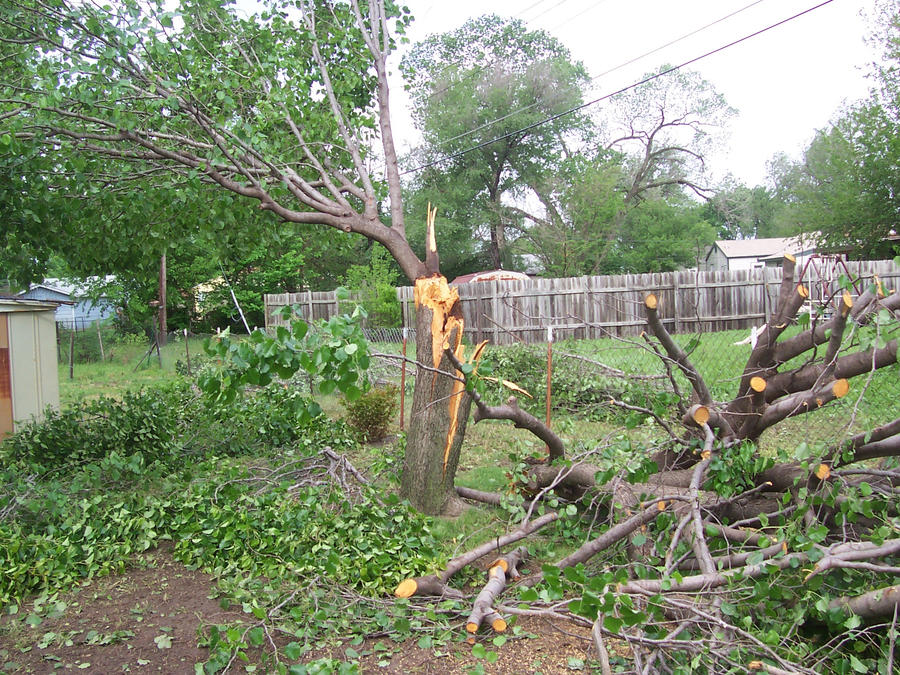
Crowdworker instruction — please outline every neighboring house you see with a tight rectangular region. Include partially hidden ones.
[18,277,117,328]
[701,235,820,272]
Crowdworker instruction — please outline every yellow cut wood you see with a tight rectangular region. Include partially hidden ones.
[394,578,417,598]
[692,405,710,425]
[832,379,849,398]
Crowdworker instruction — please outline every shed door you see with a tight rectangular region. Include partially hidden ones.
[0,315,12,439]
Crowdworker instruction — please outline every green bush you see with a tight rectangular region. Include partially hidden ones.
[0,383,190,471]
[341,384,398,441]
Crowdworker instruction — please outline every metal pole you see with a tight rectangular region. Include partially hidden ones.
[96,319,105,361]
[545,325,553,455]
[68,305,76,379]
[184,328,191,376]
[158,254,167,346]
[399,326,407,430]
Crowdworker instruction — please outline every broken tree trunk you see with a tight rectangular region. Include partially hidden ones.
[400,274,472,515]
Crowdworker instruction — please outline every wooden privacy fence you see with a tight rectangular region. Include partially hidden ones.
[265,259,900,344]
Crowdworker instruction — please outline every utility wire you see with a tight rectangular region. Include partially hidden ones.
[546,0,616,35]
[431,0,769,152]
[401,0,834,176]
[523,0,580,25]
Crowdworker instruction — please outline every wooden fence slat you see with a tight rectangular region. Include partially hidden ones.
[263,260,900,341]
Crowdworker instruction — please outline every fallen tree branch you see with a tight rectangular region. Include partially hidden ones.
[444,347,567,461]
[828,584,900,620]
[466,547,527,634]
[394,511,558,598]
[643,293,713,405]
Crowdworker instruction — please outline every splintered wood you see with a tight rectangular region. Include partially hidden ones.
[414,275,466,475]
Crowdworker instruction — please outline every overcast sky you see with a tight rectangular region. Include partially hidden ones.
[388,0,883,186]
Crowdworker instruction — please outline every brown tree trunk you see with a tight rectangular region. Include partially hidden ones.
[400,276,472,515]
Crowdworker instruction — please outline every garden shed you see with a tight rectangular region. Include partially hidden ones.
[0,298,59,439]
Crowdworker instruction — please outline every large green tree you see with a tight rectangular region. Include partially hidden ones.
[522,67,730,274]
[0,0,470,514]
[787,102,899,257]
[701,181,792,240]
[401,15,590,271]
[769,1,899,257]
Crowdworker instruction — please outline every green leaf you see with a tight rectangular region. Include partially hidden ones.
[248,627,264,646]
[154,634,172,649]
[849,655,869,673]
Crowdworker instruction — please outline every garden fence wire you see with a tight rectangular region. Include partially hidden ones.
[361,320,900,450]
[58,315,899,449]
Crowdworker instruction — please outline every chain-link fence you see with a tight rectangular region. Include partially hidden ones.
[358,312,900,449]
[59,288,899,449]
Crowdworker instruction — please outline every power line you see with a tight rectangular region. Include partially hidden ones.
[545,0,616,36]
[401,0,834,177]
[431,0,769,152]
[523,0,581,25]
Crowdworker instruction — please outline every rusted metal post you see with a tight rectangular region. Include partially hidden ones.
[545,325,553,455]
[184,328,191,376]
[400,326,407,430]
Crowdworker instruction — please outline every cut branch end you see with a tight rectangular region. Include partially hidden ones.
[394,578,417,598]
[833,379,849,398]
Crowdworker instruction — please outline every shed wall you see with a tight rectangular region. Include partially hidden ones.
[0,315,12,438]
[8,310,59,430]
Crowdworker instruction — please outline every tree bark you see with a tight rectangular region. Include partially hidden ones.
[400,276,471,515]
[829,584,900,620]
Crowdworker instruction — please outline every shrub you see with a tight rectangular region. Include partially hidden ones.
[341,384,398,441]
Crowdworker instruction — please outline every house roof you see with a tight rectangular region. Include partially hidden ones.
[712,235,818,261]
[450,269,531,284]
[23,276,116,298]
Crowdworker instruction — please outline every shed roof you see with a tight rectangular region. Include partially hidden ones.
[712,235,818,260]
[0,298,59,313]
[450,269,531,284]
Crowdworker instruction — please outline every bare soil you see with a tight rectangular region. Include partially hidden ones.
[0,544,600,674]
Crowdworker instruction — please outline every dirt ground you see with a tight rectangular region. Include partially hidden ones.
[0,543,599,674]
